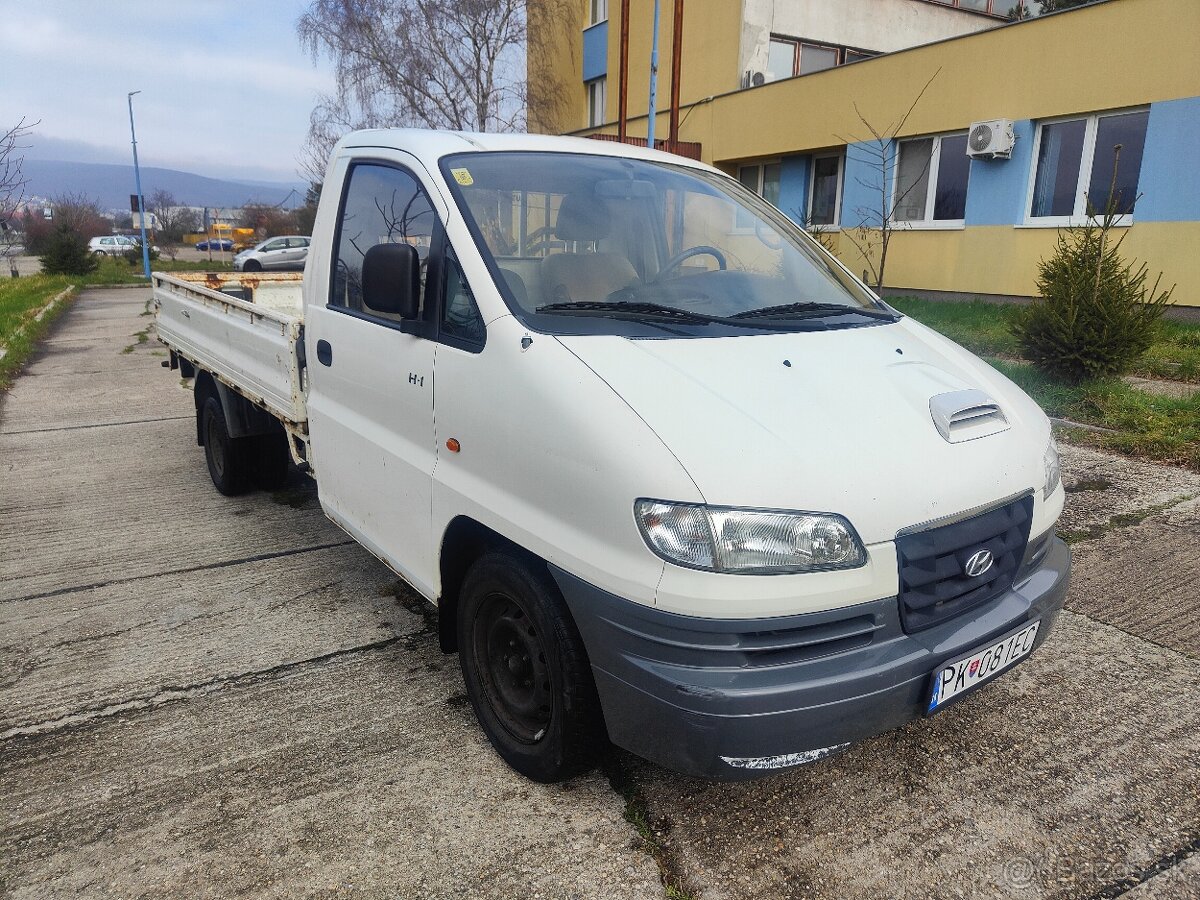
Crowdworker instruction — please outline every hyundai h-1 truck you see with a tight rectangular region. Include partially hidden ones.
[153,130,1070,781]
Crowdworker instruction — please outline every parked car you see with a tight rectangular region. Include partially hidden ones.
[153,130,1069,783]
[89,235,159,257]
[195,237,234,252]
[233,235,311,272]
[88,235,133,256]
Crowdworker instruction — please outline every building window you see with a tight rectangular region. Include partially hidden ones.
[587,78,607,128]
[808,154,843,227]
[1027,109,1149,222]
[735,162,781,228]
[892,133,970,225]
[765,36,878,82]
[589,0,607,25]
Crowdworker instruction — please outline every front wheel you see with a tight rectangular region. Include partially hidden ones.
[457,552,605,782]
[242,259,262,272]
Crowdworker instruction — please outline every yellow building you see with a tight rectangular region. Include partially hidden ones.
[529,0,1200,306]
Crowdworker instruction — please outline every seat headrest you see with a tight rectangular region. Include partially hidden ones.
[554,192,610,241]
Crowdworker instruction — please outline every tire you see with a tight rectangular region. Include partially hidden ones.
[242,259,262,272]
[200,395,252,496]
[252,430,290,490]
[457,552,605,782]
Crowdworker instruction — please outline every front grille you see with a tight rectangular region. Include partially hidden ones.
[895,494,1034,633]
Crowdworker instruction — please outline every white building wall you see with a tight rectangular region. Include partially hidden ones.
[740,0,999,82]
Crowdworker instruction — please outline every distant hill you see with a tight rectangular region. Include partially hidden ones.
[23,160,306,211]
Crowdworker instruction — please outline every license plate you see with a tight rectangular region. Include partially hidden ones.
[927,620,1041,714]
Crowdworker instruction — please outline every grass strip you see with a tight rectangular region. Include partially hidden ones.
[989,359,1200,469]
[0,276,77,390]
[891,296,1200,383]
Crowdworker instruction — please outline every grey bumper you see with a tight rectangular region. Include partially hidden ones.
[550,537,1070,780]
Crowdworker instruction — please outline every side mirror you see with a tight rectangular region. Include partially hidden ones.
[362,243,420,318]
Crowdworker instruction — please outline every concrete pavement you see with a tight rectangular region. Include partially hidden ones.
[1,288,1197,899]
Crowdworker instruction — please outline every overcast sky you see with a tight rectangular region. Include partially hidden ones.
[0,1,337,183]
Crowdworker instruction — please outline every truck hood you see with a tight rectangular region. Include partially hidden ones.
[557,320,1051,545]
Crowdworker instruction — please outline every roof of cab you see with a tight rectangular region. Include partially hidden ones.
[333,128,716,173]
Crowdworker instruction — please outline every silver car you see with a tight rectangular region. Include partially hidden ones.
[88,235,135,257]
[233,235,310,272]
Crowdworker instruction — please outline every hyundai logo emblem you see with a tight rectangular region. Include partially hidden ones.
[964,549,994,578]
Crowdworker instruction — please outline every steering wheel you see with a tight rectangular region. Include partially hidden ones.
[653,245,727,282]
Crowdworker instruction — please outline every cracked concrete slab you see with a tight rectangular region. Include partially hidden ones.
[1067,504,1200,658]
[0,645,662,900]
[0,421,342,601]
[1057,444,1200,539]
[0,542,396,734]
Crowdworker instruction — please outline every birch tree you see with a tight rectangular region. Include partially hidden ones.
[296,0,561,183]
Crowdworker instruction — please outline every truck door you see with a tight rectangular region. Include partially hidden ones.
[305,160,440,597]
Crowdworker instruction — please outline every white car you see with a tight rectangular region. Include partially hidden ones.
[88,235,136,256]
[89,235,157,257]
[153,129,1070,782]
[233,235,310,272]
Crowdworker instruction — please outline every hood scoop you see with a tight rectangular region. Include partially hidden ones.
[929,389,1009,444]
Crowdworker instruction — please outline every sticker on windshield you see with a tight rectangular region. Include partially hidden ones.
[450,167,474,186]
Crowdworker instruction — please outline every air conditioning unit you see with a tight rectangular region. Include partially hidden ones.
[742,70,766,89]
[967,119,1016,160]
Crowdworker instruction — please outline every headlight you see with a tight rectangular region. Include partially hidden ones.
[1043,438,1061,499]
[634,500,866,574]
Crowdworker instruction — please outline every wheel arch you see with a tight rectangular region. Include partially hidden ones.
[437,516,542,654]
[192,369,283,443]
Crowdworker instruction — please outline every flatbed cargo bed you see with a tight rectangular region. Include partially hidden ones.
[153,271,307,426]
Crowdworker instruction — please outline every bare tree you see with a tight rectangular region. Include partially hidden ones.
[297,0,550,183]
[835,71,940,291]
[22,193,110,256]
[1,118,37,261]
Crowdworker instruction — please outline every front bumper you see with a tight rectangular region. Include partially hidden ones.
[550,536,1070,780]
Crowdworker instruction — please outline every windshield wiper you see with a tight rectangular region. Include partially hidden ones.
[536,300,827,331]
[537,300,715,322]
[731,302,899,322]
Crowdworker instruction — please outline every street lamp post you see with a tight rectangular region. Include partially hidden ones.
[127,91,151,280]
[646,0,661,150]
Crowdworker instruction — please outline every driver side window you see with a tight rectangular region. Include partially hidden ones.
[330,162,437,322]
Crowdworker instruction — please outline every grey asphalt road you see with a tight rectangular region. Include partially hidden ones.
[1,288,1197,899]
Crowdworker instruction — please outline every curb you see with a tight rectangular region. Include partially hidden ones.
[0,285,78,366]
[1050,416,1118,435]
[78,282,154,291]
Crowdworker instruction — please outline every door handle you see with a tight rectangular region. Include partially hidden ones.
[317,339,333,366]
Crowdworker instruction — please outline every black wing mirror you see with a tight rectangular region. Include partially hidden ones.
[362,243,420,319]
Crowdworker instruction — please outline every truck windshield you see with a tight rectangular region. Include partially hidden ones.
[440,151,893,337]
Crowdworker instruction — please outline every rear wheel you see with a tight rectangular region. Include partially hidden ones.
[457,552,605,782]
[201,395,252,496]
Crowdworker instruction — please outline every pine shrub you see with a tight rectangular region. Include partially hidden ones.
[38,224,98,276]
[1012,209,1173,384]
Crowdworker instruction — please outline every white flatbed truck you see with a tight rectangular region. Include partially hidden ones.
[154,129,1070,782]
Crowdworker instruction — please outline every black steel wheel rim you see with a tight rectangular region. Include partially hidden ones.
[472,591,552,743]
